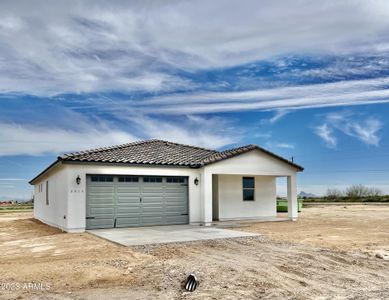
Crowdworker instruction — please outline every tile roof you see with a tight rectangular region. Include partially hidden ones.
[30,139,303,184]
[58,139,303,170]
[59,139,218,167]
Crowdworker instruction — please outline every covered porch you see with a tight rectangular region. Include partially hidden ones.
[201,172,298,225]
[198,147,301,226]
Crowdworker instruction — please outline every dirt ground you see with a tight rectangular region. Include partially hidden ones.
[1,205,388,299]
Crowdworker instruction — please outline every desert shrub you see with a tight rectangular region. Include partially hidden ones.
[346,184,369,198]
[326,188,343,200]
[367,187,383,197]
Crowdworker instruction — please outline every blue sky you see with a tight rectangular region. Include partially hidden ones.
[1,0,389,199]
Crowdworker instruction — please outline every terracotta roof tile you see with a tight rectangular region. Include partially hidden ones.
[58,139,303,170]
[30,139,303,184]
[59,139,218,167]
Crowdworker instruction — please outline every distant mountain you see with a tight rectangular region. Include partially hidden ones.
[298,191,317,198]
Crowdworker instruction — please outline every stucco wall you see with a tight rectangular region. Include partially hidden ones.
[204,150,298,176]
[33,165,68,231]
[32,148,298,232]
[216,175,276,220]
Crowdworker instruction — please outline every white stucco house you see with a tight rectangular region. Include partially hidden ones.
[30,140,303,232]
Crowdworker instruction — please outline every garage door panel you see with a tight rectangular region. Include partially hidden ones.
[141,216,164,226]
[141,198,164,205]
[88,198,115,205]
[117,186,140,192]
[87,218,115,229]
[86,175,188,229]
[116,206,140,215]
[165,204,186,210]
[116,217,141,227]
[141,194,164,199]
[89,206,115,215]
[165,215,188,224]
[117,197,140,204]
[142,207,164,214]
[88,186,115,192]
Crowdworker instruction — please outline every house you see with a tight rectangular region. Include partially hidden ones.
[29,140,303,232]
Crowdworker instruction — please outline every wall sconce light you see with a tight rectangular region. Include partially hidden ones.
[194,177,199,186]
[76,175,81,185]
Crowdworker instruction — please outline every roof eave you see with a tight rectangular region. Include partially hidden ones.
[201,146,304,171]
[29,158,62,185]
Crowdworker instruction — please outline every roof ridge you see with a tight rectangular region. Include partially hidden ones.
[59,139,158,159]
[201,144,254,161]
[59,139,218,160]
[152,139,219,153]
[219,144,256,153]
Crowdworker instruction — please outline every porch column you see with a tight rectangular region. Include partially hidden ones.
[287,175,298,220]
[201,171,213,226]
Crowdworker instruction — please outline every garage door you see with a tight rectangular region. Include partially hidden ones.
[86,175,189,229]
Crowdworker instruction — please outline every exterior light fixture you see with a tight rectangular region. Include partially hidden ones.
[194,177,199,186]
[76,175,81,185]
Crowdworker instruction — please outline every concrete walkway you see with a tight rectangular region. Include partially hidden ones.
[88,225,258,246]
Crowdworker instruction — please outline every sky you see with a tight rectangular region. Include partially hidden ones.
[1,0,389,199]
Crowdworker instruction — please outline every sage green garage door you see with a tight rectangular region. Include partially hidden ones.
[86,175,189,229]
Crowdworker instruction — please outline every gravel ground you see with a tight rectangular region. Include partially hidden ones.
[1,206,388,299]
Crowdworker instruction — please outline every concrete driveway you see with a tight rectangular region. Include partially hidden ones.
[88,225,258,246]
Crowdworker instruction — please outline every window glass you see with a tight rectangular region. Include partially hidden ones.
[243,177,255,189]
[243,189,254,201]
[143,176,162,183]
[118,176,139,182]
[92,176,114,182]
[166,177,185,183]
[242,177,255,201]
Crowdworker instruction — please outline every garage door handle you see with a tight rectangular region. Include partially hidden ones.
[181,213,188,216]
[86,216,95,219]
[140,196,142,202]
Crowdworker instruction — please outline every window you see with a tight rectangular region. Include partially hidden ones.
[143,176,162,183]
[91,176,113,182]
[166,177,185,183]
[46,181,49,205]
[242,177,255,201]
[118,176,139,182]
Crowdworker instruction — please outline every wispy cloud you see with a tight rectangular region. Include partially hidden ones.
[276,143,295,149]
[315,124,337,148]
[0,113,238,156]
[265,141,295,151]
[261,110,289,125]
[0,122,137,156]
[129,76,389,115]
[254,132,272,139]
[1,1,389,95]
[117,114,238,150]
[314,112,383,148]
[269,110,289,124]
